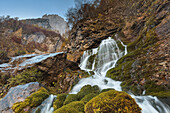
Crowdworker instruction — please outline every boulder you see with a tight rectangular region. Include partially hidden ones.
[0,82,41,113]
[85,90,141,113]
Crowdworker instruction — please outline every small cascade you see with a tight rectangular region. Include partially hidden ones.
[70,37,170,113]
[33,37,170,113]
[70,37,124,94]
[32,95,56,113]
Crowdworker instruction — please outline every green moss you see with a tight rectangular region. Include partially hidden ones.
[53,94,67,110]
[54,101,85,113]
[116,40,125,51]
[77,85,100,100]
[100,88,115,93]
[149,91,170,98]
[12,87,49,113]
[63,85,100,106]
[80,93,98,103]
[53,107,78,113]
[144,81,168,97]
[116,48,142,64]
[127,32,144,52]
[63,94,78,105]
[106,61,134,81]
[143,28,159,48]
[35,108,41,113]
[106,27,161,96]
[88,54,96,66]
[8,68,43,87]
[85,90,141,113]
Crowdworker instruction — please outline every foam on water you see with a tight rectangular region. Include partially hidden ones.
[70,37,170,113]
[33,37,170,113]
[0,52,63,72]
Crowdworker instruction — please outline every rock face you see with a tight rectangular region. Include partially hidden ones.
[22,32,62,52]
[25,18,51,29]
[34,52,79,76]
[64,0,170,99]
[0,82,41,113]
[42,14,69,35]
[25,14,69,36]
[65,20,118,62]
[0,51,9,64]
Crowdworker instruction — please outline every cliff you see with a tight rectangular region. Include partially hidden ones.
[25,14,69,36]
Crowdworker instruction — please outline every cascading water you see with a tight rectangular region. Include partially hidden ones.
[70,37,170,113]
[32,95,56,113]
[37,37,170,113]
[70,37,124,93]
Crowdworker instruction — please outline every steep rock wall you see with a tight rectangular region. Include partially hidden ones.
[25,14,69,36]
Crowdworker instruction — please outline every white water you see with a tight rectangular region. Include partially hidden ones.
[69,37,170,113]
[32,37,170,113]
[0,52,63,72]
[32,95,56,113]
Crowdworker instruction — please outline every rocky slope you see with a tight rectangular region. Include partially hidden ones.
[0,0,169,112]
[0,17,65,64]
[64,0,170,100]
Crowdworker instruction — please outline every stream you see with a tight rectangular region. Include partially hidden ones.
[39,37,170,113]
[1,37,169,113]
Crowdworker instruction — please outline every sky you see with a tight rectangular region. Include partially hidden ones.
[0,0,74,20]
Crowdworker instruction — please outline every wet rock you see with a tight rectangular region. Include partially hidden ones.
[0,82,41,113]
[35,52,79,75]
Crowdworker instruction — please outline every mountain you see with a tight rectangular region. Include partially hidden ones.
[25,14,69,36]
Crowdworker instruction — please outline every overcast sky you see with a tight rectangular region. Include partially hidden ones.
[0,0,74,20]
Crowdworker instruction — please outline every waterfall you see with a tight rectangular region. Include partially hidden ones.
[70,37,170,113]
[36,37,170,113]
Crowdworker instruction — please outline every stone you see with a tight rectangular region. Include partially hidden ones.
[0,82,41,113]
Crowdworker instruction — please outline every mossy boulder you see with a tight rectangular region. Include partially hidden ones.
[12,87,49,113]
[63,94,78,105]
[63,85,100,106]
[100,88,115,93]
[53,93,67,110]
[54,101,85,113]
[77,85,100,100]
[85,90,141,113]
[80,93,98,103]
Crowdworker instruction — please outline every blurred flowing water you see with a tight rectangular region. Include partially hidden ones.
[4,38,169,113]
[70,37,170,113]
